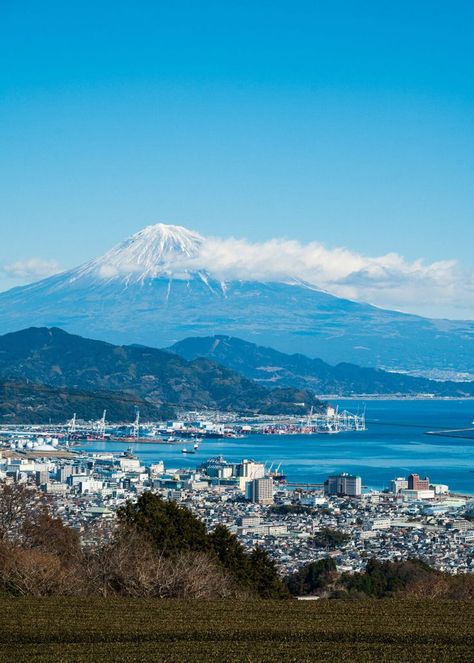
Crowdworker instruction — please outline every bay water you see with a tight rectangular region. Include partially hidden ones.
[79,399,474,494]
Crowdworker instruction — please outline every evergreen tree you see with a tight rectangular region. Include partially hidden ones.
[118,492,209,557]
[286,558,337,596]
[208,524,252,587]
[119,492,290,598]
[248,547,289,599]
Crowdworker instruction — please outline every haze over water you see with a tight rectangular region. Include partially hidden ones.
[80,400,474,495]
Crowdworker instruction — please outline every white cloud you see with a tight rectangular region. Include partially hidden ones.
[181,236,474,319]
[1,258,62,282]
[3,230,473,319]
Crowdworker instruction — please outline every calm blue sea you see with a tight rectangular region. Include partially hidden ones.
[78,400,474,494]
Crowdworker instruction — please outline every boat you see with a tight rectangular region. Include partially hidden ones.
[181,448,196,454]
[121,447,136,459]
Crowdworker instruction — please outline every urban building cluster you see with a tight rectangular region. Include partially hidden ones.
[0,444,473,576]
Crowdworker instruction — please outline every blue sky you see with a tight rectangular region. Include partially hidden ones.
[1,1,473,316]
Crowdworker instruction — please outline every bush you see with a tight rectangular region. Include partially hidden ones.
[312,528,350,549]
[119,493,289,599]
[341,558,440,598]
[286,558,337,596]
[0,541,81,596]
[84,525,238,599]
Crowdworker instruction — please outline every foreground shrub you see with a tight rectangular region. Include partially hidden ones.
[85,525,240,599]
[286,558,338,597]
[341,558,437,598]
[0,541,82,596]
[118,492,289,599]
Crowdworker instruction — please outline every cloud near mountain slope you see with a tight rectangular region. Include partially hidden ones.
[1,258,62,282]
[190,236,468,317]
[1,224,471,319]
[88,226,472,318]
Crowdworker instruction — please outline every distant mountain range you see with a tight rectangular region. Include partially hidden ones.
[2,325,473,425]
[0,224,473,378]
[0,328,325,420]
[170,335,474,398]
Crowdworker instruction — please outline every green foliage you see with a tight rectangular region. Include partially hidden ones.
[208,524,251,587]
[268,504,314,515]
[341,558,438,598]
[312,528,350,549]
[286,558,337,596]
[119,493,289,599]
[247,547,290,599]
[117,492,209,557]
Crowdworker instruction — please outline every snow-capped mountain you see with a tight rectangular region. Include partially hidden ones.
[71,223,208,285]
[0,223,473,376]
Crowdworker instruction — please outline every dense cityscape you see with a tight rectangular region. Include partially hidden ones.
[2,417,473,579]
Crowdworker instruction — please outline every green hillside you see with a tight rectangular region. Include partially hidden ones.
[0,380,166,423]
[0,327,325,416]
[170,334,474,396]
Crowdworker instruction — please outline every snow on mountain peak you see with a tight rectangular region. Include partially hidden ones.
[73,223,205,283]
[134,223,203,259]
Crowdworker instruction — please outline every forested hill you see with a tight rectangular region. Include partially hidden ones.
[0,328,324,416]
[0,381,166,424]
[170,335,474,397]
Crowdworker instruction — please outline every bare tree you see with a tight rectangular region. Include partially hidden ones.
[0,541,83,596]
[0,482,41,543]
[84,524,244,599]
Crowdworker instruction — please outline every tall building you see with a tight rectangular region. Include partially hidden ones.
[246,477,273,504]
[325,472,362,497]
[390,477,409,494]
[237,459,265,480]
[35,469,49,486]
[56,465,73,483]
[407,473,430,490]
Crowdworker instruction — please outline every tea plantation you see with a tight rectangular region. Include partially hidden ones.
[0,597,473,662]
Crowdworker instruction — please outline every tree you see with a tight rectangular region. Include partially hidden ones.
[0,483,41,543]
[118,492,289,598]
[248,547,290,599]
[286,558,337,596]
[22,509,81,563]
[0,542,71,596]
[117,492,209,557]
[312,528,350,550]
[268,505,314,515]
[341,558,439,598]
[208,524,252,587]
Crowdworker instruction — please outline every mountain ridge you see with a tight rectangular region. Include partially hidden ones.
[0,223,473,375]
[169,335,474,397]
[0,327,324,415]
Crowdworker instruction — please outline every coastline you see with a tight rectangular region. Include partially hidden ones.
[328,395,474,401]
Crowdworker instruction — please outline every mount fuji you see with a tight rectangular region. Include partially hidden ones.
[0,223,473,376]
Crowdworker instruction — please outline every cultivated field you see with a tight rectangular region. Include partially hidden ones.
[1,597,473,662]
